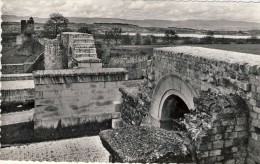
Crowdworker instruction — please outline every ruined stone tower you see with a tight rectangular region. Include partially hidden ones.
[21,17,35,34]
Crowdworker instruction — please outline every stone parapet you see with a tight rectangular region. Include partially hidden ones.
[1,73,33,81]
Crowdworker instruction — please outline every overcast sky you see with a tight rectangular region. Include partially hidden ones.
[2,0,260,22]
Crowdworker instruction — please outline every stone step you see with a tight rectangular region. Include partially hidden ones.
[73,53,97,58]
[73,37,93,40]
[73,38,94,42]
[73,43,95,48]
[74,48,96,54]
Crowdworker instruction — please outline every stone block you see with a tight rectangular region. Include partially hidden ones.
[238,131,248,138]
[112,118,122,129]
[112,112,121,119]
[235,125,247,131]
[232,147,238,153]
[246,158,256,164]
[224,159,235,164]
[215,134,222,140]
[213,140,224,149]
[35,91,43,99]
[217,156,224,161]
[253,106,260,114]
[252,132,258,140]
[95,113,112,123]
[209,150,221,156]
[236,118,247,125]
[250,98,257,106]
[224,139,234,147]
[250,111,258,119]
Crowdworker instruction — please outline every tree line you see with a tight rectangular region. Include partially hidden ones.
[42,13,260,45]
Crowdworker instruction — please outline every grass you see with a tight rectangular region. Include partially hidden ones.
[1,119,112,147]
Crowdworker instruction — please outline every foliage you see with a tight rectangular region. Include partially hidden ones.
[78,26,92,34]
[151,35,158,44]
[103,27,123,45]
[206,30,214,36]
[248,34,258,44]
[203,30,215,44]
[103,30,114,45]
[44,13,70,37]
[144,35,153,45]
[95,41,112,65]
[112,27,122,45]
[164,30,178,43]
[122,34,132,45]
[135,33,143,45]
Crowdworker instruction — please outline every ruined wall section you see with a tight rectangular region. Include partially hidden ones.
[44,39,66,70]
[108,54,148,79]
[149,46,260,163]
[33,68,128,129]
[182,91,249,163]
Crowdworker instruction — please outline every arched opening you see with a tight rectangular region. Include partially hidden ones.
[150,74,198,130]
[160,94,189,130]
[162,95,189,119]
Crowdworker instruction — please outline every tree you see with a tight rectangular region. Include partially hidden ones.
[122,34,132,45]
[144,35,153,45]
[248,34,258,44]
[104,30,114,45]
[151,35,158,45]
[135,33,143,45]
[112,27,122,45]
[164,30,178,44]
[78,26,92,34]
[204,30,215,44]
[44,13,70,37]
[206,30,214,37]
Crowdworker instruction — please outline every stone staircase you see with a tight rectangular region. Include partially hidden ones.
[71,35,97,60]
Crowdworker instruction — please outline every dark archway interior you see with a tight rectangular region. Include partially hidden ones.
[162,95,189,119]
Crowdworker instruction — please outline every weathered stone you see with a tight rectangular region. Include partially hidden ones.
[99,126,192,163]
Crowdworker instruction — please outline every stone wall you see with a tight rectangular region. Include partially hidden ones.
[2,53,44,74]
[1,72,35,104]
[147,46,260,163]
[2,64,25,74]
[184,91,248,163]
[33,68,128,129]
[108,49,148,79]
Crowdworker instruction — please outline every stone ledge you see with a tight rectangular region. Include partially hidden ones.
[33,68,128,78]
[155,46,260,67]
[74,57,102,63]
[99,126,191,163]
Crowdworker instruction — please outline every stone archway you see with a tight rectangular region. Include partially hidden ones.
[150,74,198,130]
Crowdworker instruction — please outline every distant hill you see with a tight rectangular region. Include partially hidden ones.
[2,15,260,31]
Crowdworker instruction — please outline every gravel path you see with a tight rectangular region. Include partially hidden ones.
[1,109,34,126]
[0,136,109,162]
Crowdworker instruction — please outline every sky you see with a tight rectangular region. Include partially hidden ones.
[2,0,260,22]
